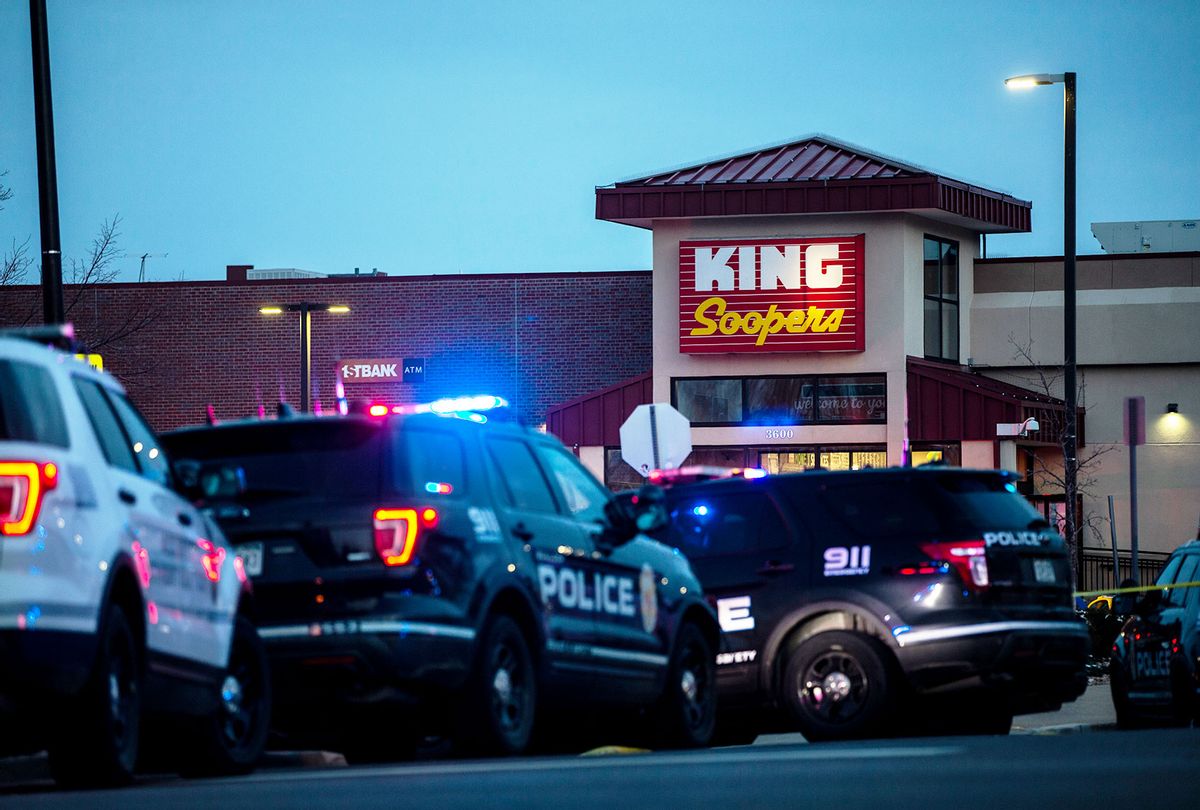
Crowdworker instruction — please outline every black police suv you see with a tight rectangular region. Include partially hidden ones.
[1110,540,1200,727]
[657,467,1089,742]
[163,404,719,757]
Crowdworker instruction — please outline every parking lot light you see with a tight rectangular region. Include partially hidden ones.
[257,302,352,412]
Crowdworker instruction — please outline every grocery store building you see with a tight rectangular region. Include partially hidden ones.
[546,135,1199,581]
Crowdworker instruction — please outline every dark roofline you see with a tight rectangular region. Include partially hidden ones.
[597,135,1031,234]
[597,176,1031,233]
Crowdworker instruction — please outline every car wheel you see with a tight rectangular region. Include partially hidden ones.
[49,606,141,787]
[458,615,536,755]
[183,616,271,776]
[654,623,717,748]
[782,631,893,742]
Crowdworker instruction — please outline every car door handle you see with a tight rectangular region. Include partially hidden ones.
[512,523,534,541]
[118,489,137,505]
[177,512,193,527]
[757,560,794,576]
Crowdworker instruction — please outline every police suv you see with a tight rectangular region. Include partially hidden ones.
[0,327,269,786]
[657,466,1089,742]
[163,399,719,757]
[1110,540,1200,727]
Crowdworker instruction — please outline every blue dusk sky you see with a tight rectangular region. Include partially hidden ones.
[1,0,1197,281]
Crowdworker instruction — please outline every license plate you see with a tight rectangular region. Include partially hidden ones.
[238,542,264,577]
[1033,558,1056,584]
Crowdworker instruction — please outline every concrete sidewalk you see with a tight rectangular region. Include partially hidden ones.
[1011,679,1116,734]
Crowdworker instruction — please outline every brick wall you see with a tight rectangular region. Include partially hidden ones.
[0,270,653,432]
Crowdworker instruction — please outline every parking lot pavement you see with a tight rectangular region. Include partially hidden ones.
[1011,678,1117,734]
[751,679,1118,747]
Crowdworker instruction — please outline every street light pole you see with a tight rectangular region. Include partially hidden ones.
[1062,72,1078,571]
[259,302,350,413]
[1005,71,1079,572]
[299,303,312,413]
[29,0,64,325]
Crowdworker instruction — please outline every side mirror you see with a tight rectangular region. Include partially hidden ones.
[604,484,669,544]
[630,484,669,534]
[604,484,672,542]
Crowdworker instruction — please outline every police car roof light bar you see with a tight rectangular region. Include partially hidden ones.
[368,395,510,419]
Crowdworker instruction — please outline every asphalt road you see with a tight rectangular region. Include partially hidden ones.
[4,685,1195,809]
[2,727,1197,809]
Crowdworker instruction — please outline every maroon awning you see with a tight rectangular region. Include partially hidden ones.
[546,372,652,448]
[907,357,1083,446]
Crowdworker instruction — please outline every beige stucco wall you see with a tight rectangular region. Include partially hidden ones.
[650,213,979,466]
[578,445,606,482]
[971,256,1200,555]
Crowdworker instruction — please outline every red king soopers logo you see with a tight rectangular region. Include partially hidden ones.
[678,236,864,354]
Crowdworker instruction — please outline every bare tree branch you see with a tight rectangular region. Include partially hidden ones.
[1,236,32,286]
[0,171,12,209]
[66,214,125,315]
[1006,331,1119,553]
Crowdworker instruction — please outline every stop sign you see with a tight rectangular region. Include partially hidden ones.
[619,403,692,477]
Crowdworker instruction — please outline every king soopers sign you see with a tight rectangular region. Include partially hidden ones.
[678,236,865,354]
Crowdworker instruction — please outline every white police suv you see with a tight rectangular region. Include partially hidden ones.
[0,326,270,786]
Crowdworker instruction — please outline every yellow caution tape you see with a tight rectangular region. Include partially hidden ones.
[1073,579,1200,600]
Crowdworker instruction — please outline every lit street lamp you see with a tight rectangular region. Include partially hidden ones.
[259,302,350,413]
[1005,71,1079,567]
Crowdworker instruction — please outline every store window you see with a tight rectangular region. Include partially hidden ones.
[673,375,886,427]
[910,443,961,468]
[760,446,887,473]
[923,235,959,363]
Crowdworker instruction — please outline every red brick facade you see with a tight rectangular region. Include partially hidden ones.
[0,270,653,432]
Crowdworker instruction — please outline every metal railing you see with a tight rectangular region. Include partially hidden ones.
[1078,548,1171,593]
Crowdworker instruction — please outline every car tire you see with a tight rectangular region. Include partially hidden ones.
[182,616,271,776]
[782,631,894,742]
[49,606,141,787]
[653,623,717,749]
[457,615,536,756]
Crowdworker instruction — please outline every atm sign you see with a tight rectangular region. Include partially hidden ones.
[339,358,425,383]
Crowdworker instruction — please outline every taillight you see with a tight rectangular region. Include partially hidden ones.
[196,538,227,582]
[0,461,59,536]
[918,539,989,591]
[373,507,438,566]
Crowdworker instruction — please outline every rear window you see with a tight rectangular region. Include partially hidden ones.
[0,360,69,447]
[395,427,467,497]
[782,472,1043,540]
[164,421,384,500]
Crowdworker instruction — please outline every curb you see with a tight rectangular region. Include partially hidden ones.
[262,751,348,769]
[579,746,652,757]
[1012,723,1117,735]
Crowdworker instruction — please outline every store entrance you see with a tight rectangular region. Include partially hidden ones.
[759,445,887,473]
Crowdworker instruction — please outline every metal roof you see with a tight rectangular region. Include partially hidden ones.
[597,135,1031,233]
[906,357,1084,446]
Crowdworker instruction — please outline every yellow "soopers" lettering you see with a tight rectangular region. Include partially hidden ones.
[690,297,845,346]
